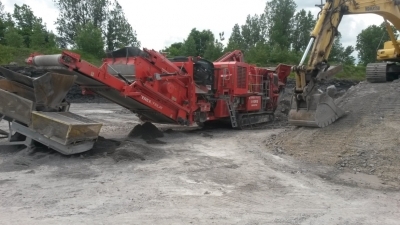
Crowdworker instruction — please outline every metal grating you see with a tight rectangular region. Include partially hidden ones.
[237,66,247,89]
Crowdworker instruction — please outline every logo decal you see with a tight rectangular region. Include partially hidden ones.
[141,95,163,110]
[365,5,380,11]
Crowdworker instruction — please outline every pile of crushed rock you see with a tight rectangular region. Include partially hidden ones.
[267,80,400,188]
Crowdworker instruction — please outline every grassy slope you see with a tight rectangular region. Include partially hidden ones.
[335,64,366,81]
[0,45,102,66]
[288,64,366,81]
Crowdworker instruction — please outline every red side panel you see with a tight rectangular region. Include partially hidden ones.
[213,61,249,96]
[246,96,261,111]
[54,50,198,125]
[274,64,292,87]
[214,100,229,118]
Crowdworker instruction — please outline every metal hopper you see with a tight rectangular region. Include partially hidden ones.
[0,66,103,155]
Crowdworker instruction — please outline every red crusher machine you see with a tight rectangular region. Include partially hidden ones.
[23,47,291,129]
[0,47,291,154]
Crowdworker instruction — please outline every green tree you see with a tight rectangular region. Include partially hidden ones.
[244,42,300,66]
[165,28,222,58]
[162,30,224,60]
[30,22,46,49]
[0,1,4,18]
[240,14,267,51]
[53,0,110,46]
[0,1,7,44]
[54,0,140,50]
[245,42,270,66]
[356,22,398,65]
[162,42,184,57]
[4,27,23,47]
[264,0,297,48]
[44,31,57,49]
[75,22,105,58]
[184,28,215,56]
[226,13,267,53]
[12,4,44,48]
[7,3,54,49]
[226,24,245,51]
[329,33,355,65]
[290,9,315,52]
[180,35,197,56]
[268,44,300,65]
[106,0,140,50]
[203,33,225,61]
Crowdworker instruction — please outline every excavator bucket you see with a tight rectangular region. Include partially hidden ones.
[288,92,344,128]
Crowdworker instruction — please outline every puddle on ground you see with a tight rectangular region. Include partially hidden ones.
[337,172,386,189]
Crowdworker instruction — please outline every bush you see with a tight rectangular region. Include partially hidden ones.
[75,22,105,59]
[288,64,366,81]
[0,44,101,66]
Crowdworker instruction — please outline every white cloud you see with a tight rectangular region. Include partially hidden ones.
[2,0,385,59]
[3,0,59,31]
[116,0,266,50]
[3,0,264,50]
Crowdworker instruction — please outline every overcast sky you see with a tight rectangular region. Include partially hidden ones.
[3,0,384,59]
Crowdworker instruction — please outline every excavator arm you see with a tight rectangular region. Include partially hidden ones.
[289,0,400,128]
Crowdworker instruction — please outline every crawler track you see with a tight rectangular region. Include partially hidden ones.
[236,112,276,129]
[366,63,387,83]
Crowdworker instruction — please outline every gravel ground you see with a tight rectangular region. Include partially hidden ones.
[1,77,400,224]
[269,79,400,190]
[0,97,399,224]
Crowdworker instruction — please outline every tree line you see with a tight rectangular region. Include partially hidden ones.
[0,0,395,69]
[0,0,139,58]
[162,0,397,67]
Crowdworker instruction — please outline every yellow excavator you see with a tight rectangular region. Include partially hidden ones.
[289,0,400,128]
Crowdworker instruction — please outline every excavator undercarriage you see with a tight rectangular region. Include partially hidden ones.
[366,62,400,83]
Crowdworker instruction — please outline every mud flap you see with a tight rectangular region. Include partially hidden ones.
[288,92,344,128]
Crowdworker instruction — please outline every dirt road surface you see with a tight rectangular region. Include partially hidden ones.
[1,101,400,224]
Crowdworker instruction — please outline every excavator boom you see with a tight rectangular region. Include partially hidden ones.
[289,0,400,128]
